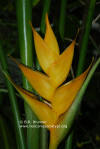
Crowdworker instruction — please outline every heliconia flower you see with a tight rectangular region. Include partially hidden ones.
[4,14,93,149]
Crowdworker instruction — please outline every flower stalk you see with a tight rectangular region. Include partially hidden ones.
[40,0,51,34]
[77,0,96,75]
[16,0,39,148]
[59,0,68,39]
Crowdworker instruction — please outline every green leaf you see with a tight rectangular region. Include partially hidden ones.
[16,0,40,148]
[0,115,11,149]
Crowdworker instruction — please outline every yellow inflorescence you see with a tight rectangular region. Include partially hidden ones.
[6,14,91,149]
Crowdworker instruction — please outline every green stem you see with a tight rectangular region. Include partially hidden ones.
[77,0,96,76]
[65,131,73,149]
[49,139,58,149]
[0,115,10,149]
[40,0,51,34]
[49,144,57,149]
[40,128,48,149]
[16,0,39,148]
[39,1,51,147]
[59,0,68,39]
[0,43,26,149]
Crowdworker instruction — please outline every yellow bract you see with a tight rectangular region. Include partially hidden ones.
[47,40,75,87]
[32,26,59,74]
[16,63,55,100]
[52,66,90,115]
[5,74,57,126]
[44,14,60,55]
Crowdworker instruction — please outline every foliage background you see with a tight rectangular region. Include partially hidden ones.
[0,0,100,148]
